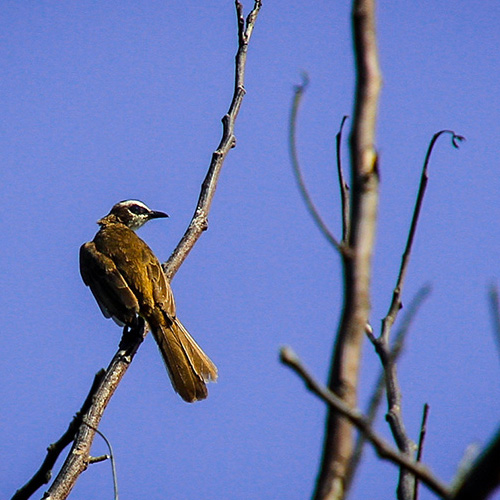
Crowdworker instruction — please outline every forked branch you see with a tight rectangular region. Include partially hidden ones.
[280,347,451,499]
[370,130,464,499]
[11,371,105,500]
[345,285,431,495]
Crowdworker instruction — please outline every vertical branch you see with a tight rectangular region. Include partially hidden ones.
[372,130,463,500]
[314,0,381,499]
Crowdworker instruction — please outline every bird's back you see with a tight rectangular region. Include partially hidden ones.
[92,222,174,317]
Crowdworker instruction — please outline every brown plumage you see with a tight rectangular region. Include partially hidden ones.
[79,200,217,402]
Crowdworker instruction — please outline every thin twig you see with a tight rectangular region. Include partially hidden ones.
[381,130,465,344]
[487,284,500,362]
[416,404,430,465]
[335,116,350,243]
[345,285,431,495]
[314,0,382,498]
[164,0,263,280]
[288,73,341,251]
[87,455,109,464]
[11,370,106,500]
[372,337,417,499]
[280,347,451,499]
[414,403,430,500]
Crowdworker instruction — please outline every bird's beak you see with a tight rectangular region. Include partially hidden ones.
[149,210,169,220]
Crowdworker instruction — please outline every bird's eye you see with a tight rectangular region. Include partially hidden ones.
[129,205,148,215]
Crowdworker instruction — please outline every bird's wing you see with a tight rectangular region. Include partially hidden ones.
[145,250,176,317]
[80,241,140,325]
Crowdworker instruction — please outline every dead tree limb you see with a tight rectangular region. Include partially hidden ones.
[313,0,381,498]
[280,347,451,499]
[368,130,464,499]
[345,285,431,495]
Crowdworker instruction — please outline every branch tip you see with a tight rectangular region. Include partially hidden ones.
[279,345,298,365]
[338,115,349,136]
[288,73,341,251]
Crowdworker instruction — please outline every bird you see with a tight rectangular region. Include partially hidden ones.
[79,199,217,402]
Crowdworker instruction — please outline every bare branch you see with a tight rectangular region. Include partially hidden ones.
[369,332,417,498]
[314,0,381,498]
[381,130,465,344]
[43,323,147,500]
[163,0,262,280]
[345,285,431,495]
[11,371,106,500]
[335,116,350,243]
[280,347,451,499]
[371,130,463,499]
[288,74,341,251]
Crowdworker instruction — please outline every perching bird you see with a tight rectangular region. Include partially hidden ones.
[79,200,217,402]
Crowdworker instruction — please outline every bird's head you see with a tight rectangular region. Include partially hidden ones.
[98,200,169,231]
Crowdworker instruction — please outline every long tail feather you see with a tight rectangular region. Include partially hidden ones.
[150,315,217,402]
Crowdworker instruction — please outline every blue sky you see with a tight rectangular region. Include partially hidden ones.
[1,2,499,499]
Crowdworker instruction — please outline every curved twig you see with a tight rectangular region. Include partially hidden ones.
[288,73,341,250]
[83,424,119,500]
[381,130,465,343]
